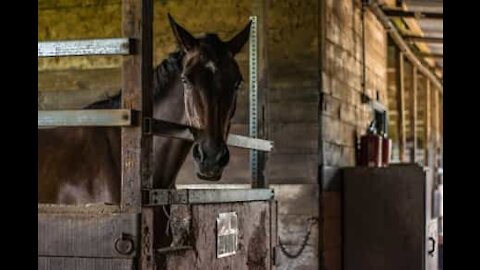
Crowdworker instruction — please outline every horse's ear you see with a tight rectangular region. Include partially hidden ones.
[226,20,252,56]
[168,13,197,52]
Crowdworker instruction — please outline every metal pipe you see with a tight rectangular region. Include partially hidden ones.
[368,2,443,95]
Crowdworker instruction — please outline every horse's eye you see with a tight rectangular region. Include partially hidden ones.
[181,76,191,86]
[235,80,243,90]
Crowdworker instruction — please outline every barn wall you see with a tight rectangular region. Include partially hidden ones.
[320,0,388,270]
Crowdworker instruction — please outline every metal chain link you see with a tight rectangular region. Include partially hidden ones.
[278,217,318,259]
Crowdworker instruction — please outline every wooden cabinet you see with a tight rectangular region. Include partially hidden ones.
[343,164,438,270]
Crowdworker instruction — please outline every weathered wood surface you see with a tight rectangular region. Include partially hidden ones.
[38,257,134,270]
[38,212,139,258]
[38,38,132,57]
[424,79,431,166]
[410,66,418,162]
[120,0,153,212]
[38,68,120,92]
[343,165,428,270]
[38,203,121,214]
[38,89,121,110]
[164,201,272,270]
[121,2,154,270]
[396,50,407,162]
[271,184,319,216]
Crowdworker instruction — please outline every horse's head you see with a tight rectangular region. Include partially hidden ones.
[168,14,251,181]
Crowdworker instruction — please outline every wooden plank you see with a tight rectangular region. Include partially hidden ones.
[396,50,407,162]
[38,88,121,110]
[38,38,132,57]
[38,203,120,214]
[424,79,431,167]
[433,87,440,169]
[38,109,133,127]
[38,68,121,93]
[38,213,139,258]
[271,184,319,216]
[268,153,318,184]
[410,66,418,162]
[165,201,272,269]
[121,2,154,270]
[270,123,318,154]
[120,0,153,210]
[38,257,134,270]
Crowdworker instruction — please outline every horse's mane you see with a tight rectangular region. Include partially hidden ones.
[86,33,227,110]
[85,51,184,109]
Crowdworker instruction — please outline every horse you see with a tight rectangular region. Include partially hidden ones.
[38,14,251,205]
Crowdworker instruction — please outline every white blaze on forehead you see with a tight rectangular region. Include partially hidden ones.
[205,61,217,73]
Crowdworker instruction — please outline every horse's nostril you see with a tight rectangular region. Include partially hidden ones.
[193,144,205,163]
[217,146,229,166]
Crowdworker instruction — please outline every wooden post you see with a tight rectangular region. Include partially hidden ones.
[396,49,406,162]
[121,0,154,269]
[433,88,440,171]
[439,95,443,168]
[424,79,431,167]
[410,66,418,163]
[121,0,153,211]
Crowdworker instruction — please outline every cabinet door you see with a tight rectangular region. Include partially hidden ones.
[343,165,426,270]
[426,219,439,270]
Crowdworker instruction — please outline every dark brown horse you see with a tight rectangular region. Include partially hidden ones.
[38,14,251,204]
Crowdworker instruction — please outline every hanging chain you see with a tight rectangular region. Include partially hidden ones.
[278,217,318,259]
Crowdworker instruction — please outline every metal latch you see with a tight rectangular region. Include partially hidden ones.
[143,117,152,135]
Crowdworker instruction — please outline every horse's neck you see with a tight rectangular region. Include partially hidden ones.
[152,78,193,189]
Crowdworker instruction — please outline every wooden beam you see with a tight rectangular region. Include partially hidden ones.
[410,66,418,163]
[433,87,440,170]
[404,35,443,44]
[121,2,154,270]
[382,7,443,20]
[418,52,443,59]
[38,212,139,258]
[424,79,431,167]
[396,50,407,162]
[369,2,443,95]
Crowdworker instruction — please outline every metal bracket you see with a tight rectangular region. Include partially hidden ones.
[143,189,274,206]
[143,117,152,135]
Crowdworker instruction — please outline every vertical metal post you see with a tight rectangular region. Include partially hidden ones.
[249,16,259,187]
